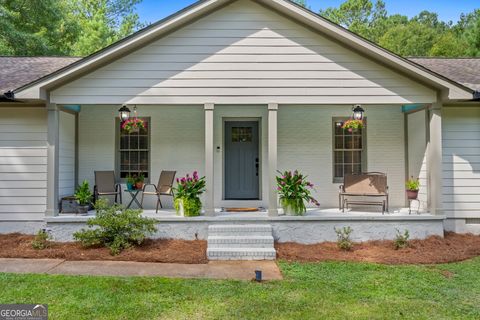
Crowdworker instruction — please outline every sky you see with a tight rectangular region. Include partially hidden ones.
[137,0,479,25]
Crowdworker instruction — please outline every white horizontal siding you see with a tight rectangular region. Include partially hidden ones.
[442,106,480,217]
[51,0,435,105]
[0,108,47,221]
[278,105,406,208]
[59,111,76,199]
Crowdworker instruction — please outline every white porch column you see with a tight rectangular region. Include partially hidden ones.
[46,103,60,216]
[268,103,278,216]
[204,103,215,216]
[427,97,443,215]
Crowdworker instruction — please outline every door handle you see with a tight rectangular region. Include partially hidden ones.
[255,159,259,176]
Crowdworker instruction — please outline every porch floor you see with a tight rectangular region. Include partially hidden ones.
[52,207,439,222]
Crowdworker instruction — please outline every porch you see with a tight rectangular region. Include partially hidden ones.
[46,207,445,243]
[48,103,443,218]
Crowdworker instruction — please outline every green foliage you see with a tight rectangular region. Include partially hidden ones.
[73,199,157,255]
[174,171,206,199]
[174,197,202,217]
[394,228,410,250]
[31,229,51,250]
[334,226,353,251]
[74,180,92,206]
[0,0,142,56]
[277,170,319,215]
[342,119,364,130]
[173,171,205,217]
[320,0,480,57]
[406,177,420,191]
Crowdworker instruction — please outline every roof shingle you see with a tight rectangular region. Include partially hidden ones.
[0,56,80,93]
[410,58,480,91]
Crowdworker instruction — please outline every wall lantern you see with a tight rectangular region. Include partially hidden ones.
[352,105,365,121]
[118,105,131,121]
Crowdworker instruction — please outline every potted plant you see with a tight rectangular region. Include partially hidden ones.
[134,173,145,190]
[342,119,364,133]
[406,177,420,200]
[276,170,319,216]
[173,171,206,217]
[126,174,135,191]
[74,180,92,215]
[121,118,146,134]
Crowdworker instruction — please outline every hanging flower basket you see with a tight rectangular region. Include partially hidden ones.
[342,119,364,132]
[121,118,146,134]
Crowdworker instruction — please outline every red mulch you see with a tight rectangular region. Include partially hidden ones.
[2,232,480,265]
[276,232,480,265]
[0,233,207,264]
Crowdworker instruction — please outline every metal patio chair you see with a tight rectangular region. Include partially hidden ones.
[94,171,122,204]
[141,170,176,213]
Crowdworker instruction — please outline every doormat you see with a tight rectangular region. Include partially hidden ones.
[224,207,260,212]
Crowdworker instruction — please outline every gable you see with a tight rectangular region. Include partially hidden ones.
[41,1,451,104]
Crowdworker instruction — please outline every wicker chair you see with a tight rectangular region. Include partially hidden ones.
[94,171,122,204]
[141,171,176,213]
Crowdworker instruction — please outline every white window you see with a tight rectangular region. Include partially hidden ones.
[116,117,150,181]
[333,118,366,182]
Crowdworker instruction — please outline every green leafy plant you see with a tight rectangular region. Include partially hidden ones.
[394,229,410,250]
[173,171,206,217]
[74,180,92,206]
[342,119,364,131]
[126,174,136,185]
[121,118,146,134]
[276,170,319,215]
[334,226,353,251]
[406,177,420,191]
[31,229,51,250]
[73,199,157,255]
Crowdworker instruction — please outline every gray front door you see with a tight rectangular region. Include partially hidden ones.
[224,121,260,200]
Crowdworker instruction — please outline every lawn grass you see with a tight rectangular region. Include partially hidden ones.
[1,258,480,319]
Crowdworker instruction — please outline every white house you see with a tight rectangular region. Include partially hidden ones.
[1,0,479,245]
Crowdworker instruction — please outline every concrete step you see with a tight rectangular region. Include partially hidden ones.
[207,248,276,260]
[208,235,274,248]
[208,224,272,236]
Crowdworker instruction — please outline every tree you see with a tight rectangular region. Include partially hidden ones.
[0,0,142,56]
[457,10,480,56]
[0,0,78,55]
[319,0,387,42]
[68,0,143,56]
[291,0,306,7]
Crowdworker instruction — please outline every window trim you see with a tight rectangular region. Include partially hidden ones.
[115,117,151,183]
[332,117,367,183]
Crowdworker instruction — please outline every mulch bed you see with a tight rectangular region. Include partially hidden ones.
[276,232,480,265]
[0,233,207,264]
[2,232,480,265]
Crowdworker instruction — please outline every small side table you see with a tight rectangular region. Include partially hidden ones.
[408,199,420,215]
[125,190,143,209]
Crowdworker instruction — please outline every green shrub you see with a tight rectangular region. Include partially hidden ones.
[394,229,410,250]
[406,177,420,191]
[73,199,157,255]
[31,229,51,250]
[334,226,353,251]
[74,180,92,206]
